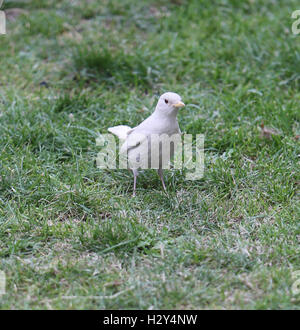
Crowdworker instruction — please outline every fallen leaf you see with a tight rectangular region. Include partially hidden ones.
[259,122,280,139]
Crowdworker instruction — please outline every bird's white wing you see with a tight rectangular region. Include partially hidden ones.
[120,130,150,170]
[120,130,147,154]
[108,125,132,140]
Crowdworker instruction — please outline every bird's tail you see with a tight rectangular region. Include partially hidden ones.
[108,125,132,140]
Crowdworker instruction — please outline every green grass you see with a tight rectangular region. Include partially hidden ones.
[0,0,299,309]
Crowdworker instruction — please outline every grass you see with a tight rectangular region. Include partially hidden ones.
[0,0,299,309]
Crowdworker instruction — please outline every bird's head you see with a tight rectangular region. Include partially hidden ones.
[155,92,185,116]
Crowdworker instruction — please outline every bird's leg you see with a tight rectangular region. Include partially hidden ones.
[157,168,167,193]
[132,169,138,196]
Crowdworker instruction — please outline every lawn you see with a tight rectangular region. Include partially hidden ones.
[0,0,299,309]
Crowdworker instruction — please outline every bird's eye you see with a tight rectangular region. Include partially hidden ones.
[165,99,168,104]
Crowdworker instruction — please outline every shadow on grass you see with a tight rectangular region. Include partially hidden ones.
[72,44,160,89]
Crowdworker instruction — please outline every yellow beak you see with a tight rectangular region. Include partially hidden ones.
[173,101,185,108]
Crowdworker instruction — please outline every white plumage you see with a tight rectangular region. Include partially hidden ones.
[107,125,132,141]
[108,92,185,195]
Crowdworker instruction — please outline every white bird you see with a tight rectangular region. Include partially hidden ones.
[108,92,185,196]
